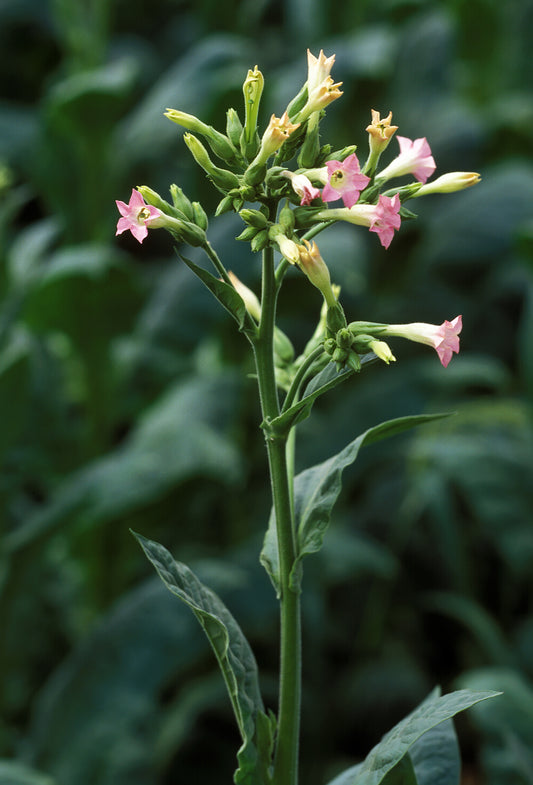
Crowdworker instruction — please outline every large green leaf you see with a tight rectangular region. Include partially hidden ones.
[409,718,460,785]
[134,533,271,785]
[261,413,450,594]
[325,694,460,785]
[352,688,500,785]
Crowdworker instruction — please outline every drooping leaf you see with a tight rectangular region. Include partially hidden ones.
[409,718,460,785]
[180,254,254,335]
[260,413,451,594]
[352,688,500,785]
[134,533,269,785]
[273,356,376,436]
[381,755,418,785]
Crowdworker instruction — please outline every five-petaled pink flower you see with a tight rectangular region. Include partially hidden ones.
[317,193,401,249]
[116,189,163,244]
[321,153,371,208]
[383,315,462,367]
[377,136,436,184]
[367,193,402,249]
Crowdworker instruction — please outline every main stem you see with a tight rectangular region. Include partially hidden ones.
[254,244,301,785]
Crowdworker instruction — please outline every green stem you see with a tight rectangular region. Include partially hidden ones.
[253,243,301,785]
[282,345,326,414]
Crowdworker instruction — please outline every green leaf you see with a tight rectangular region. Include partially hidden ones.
[381,755,418,785]
[352,688,501,785]
[261,413,451,594]
[273,356,377,436]
[409,718,460,785]
[0,761,55,784]
[180,254,254,335]
[133,533,269,785]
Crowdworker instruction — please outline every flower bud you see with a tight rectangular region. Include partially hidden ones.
[278,201,295,234]
[168,184,195,219]
[297,240,337,307]
[239,209,269,229]
[297,111,321,169]
[228,271,261,320]
[250,228,270,252]
[242,66,264,159]
[274,328,295,365]
[192,201,208,230]
[413,172,481,196]
[165,108,237,162]
[268,225,301,264]
[326,300,348,335]
[183,133,240,192]
[226,108,243,148]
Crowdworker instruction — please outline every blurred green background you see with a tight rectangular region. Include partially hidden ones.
[1,0,533,783]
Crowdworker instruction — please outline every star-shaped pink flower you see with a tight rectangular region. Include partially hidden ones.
[315,192,402,249]
[321,153,370,208]
[383,315,462,367]
[430,315,463,367]
[368,193,402,249]
[378,136,436,184]
[116,189,163,244]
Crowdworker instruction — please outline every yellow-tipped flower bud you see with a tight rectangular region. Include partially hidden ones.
[242,66,264,157]
[228,271,261,321]
[413,172,481,196]
[297,240,337,306]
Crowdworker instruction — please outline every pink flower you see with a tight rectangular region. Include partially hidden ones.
[317,193,401,249]
[282,171,322,205]
[377,136,436,184]
[383,315,462,367]
[321,153,371,208]
[367,193,402,249]
[116,189,163,244]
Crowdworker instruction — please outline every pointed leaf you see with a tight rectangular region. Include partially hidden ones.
[180,254,253,335]
[133,533,268,785]
[260,413,451,594]
[409,719,460,785]
[352,689,501,785]
[381,756,418,785]
[273,356,376,436]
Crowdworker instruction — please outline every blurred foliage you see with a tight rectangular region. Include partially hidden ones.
[0,0,532,783]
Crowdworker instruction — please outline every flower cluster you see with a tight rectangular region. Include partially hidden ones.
[115,49,479,369]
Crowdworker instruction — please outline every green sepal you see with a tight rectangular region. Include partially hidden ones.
[250,228,270,252]
[399,205,419,220]
[132,532,271,785]
[216,193,237,216]
[236,226,259,242]
[179,253,256,337]
[227,107,244,148]
[192,201,209,230]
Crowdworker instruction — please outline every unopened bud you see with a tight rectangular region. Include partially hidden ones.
[165,109,237,162]
[183,133,240,191]
[242,66,264,158]
[228,271,261,320]
[413,172,481,196]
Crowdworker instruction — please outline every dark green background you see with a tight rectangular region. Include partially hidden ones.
[1,1,533,783]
